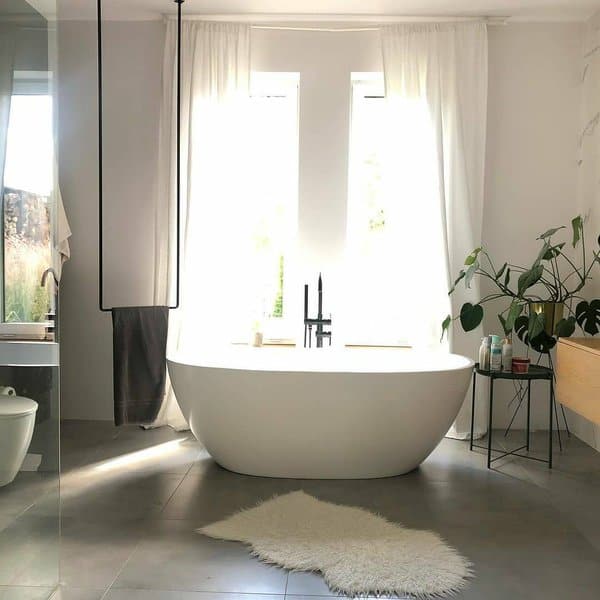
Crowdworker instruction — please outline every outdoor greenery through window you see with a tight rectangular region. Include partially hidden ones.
[346,74,410,346]
[244,73,298,338]
[2,91,53,323]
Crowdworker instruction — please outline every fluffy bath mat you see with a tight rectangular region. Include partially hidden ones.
[198,490,472,598]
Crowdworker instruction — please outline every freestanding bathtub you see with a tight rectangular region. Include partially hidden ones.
[168,347,473,479]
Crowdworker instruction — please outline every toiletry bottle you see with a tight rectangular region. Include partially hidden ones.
[490,336,503,372]
[478,338,488,370]
[480,336,492,371]
[502,337,513,372]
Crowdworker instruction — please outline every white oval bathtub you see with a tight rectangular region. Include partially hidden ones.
[168,347,474,479]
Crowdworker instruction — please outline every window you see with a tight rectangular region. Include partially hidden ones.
[235,72,299,342]
[1,72,53,328]
[346,73,449,348]
[346,74,406,345]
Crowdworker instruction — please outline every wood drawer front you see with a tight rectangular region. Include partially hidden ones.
[557,340,600,426]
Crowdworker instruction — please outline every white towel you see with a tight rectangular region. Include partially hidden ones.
[54,185,71,277]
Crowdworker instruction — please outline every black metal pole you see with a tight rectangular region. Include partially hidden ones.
[98,0,183,311]
[172,0,183,310]
[549,378,554,469]
[97,0,108,311]
[470,370,476,451]
[526,381,531,451]
[487,378,494,469]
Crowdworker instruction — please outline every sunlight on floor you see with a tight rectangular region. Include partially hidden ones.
[93,439,185,473]
[59,439,186,496]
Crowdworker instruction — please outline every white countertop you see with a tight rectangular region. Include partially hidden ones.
[0,340,59,367]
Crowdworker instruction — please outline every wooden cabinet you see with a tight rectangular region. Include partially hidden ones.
[556,338,600,426]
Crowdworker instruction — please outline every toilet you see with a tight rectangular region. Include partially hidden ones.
[0,396,38,487]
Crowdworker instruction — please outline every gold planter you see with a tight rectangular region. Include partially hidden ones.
[529,302,564,337]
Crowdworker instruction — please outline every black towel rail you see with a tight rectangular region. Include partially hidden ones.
[97,0,183,311]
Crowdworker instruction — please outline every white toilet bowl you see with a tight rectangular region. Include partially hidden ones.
[0,396,38,487]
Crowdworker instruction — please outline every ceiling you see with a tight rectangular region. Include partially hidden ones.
[57,0,600,22]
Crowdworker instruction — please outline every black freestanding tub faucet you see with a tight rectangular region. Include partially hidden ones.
[303,274,332,348]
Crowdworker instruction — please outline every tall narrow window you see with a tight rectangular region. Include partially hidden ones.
[232,72,299,342]
[346,74,404,345]
[2,72,53,326]
[346,73,447,347]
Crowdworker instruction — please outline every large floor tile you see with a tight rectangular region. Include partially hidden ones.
[105,591,283,600]
[160,461,298,524]
[56,472,185,521]
[0,474,57,519]
[0,588,56,600]
[112,520,288,594]
[0,516,59,587]
[50,589,105,600]
[59,518,146,589]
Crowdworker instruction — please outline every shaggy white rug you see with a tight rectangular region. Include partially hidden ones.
[198,491,472,598]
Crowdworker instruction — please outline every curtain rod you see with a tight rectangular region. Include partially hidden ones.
[163,14,509,29]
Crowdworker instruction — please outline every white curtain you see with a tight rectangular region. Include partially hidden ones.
[150,21,251,430]
[0,26,15,200]
[381,23,488,439]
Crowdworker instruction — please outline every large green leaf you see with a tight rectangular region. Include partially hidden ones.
[538,242,565,261]
[575,299,600,335]
[496,262,508,279]
[538,226,565,240]
[529,312,546,340]
[441,315,452,341]
[505,301,524,332]
[517,264,544,296]
[498,314,509,336]
[464,260,479,289]
[572,215,583,248]
[460,303,484,332]
[449,270,466,295]
[555,316,576,338]
[514,315,557,354]
[464,248,482,266]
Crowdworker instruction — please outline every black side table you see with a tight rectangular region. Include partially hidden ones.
[470,363,554,469]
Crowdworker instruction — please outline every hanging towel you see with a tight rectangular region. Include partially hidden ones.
[54,178,72,278]
[112,306,169,426]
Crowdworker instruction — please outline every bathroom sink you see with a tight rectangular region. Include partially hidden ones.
[0,340,59,367]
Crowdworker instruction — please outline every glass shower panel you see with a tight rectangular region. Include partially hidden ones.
[0,1,60,598]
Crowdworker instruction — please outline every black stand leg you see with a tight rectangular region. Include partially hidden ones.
[526,381,531,452]
[488,378,494,469]
[470,371,476,451]
[549,378,554,469]
[553,394,563,451]
[560,404,571,438]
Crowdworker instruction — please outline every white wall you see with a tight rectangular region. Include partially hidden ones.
[483,23,583,431]
[58,21,590,438]
[570,11,600,451]
[58,21,163,420]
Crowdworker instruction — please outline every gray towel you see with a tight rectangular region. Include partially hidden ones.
[112,306,169,426]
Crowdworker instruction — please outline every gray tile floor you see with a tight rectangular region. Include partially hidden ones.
[2,421,600,599]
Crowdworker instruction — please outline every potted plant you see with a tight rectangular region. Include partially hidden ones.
[442,216,600,353]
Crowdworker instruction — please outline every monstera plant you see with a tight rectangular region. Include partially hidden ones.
[442,216,600,353]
